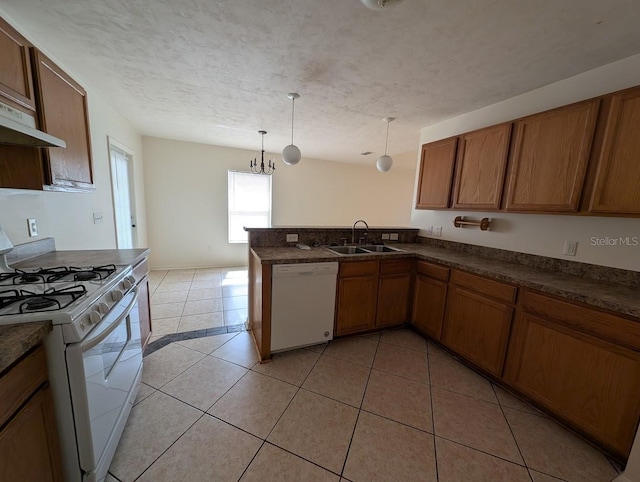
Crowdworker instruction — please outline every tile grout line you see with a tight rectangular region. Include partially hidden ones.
[338,333,381,478]
[490,382,534,482]
[427,341,440,482]
[131,410,208,482]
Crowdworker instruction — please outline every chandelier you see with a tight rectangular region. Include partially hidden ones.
[250,130,275,175]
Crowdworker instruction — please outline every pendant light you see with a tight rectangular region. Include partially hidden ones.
[250,130,275,175]
[376,117,395,173]
[361,0,404,11]
[282,93,301,166]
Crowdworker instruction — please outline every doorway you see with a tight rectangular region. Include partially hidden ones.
[108,138,136,249]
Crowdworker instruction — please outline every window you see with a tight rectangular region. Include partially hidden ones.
[228,171,272,243]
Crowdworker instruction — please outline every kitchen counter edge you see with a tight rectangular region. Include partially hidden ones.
[0,321,52,374]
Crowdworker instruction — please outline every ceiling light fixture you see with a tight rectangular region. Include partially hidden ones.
[360,0,404,11]
[282,92,301,166]
[376,117,395,173]
[250,130,275,175]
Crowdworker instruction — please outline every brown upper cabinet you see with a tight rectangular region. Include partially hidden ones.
[0,17,36,113]
[31,49,94,191]
[504,99,600,212]
[415,137,457,209]
[452,123,512,210]
[588,87,640,214]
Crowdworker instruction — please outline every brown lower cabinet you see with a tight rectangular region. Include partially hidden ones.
[442,271,516,377]
[504,290,640,458]
[335,260,379,336]
[335,259,413,336]
[0,345,63,481]
[411,261,450,340]
[376,259,413,328]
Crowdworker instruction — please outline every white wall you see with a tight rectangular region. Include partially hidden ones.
[412,54,640,271]
[0,13,146,251]
[143,136,414,269]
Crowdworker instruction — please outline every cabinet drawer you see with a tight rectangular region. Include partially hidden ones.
[339,260,378,278]
[451,270,516,304]
[132,258,149,285]
[380,259,413,275]
[521,290,640,351]
[416,260,449,281]
[0,345,47,427]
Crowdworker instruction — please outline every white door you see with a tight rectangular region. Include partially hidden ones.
[109,144,135,249]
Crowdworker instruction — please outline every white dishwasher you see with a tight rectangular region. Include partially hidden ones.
[271,262,339,353]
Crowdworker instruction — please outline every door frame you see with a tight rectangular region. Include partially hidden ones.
[107,136,137,249]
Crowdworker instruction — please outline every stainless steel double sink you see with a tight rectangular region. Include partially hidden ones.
[325,245,404,255]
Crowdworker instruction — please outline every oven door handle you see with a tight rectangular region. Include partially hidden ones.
[81,288,139,351]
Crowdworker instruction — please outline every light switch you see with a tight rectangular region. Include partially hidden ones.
[286,233,299,242]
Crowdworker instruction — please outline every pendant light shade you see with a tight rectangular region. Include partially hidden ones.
[361,0,404,11]
[282,93,301,166]
[376,117,395,173]
[376,154,393,173]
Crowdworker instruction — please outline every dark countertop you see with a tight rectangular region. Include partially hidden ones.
[13,248,150,270]
[0,322,52,374]
[251,244,640,319]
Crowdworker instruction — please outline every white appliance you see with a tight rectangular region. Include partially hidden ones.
[0,228,142,482]
[271,262,338,352]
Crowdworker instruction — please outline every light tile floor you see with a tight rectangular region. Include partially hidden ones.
[108,328,623,481]
[148,267,248,340]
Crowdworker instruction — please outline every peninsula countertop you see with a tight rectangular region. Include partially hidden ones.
[251,244,640,319]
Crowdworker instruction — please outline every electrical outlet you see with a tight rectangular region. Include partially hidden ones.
[27,218,38,237]
[434,226,442,237]
[286,233,298,243]
[381,233,390,240]
[564,240,578,256]
[389,233,399,241]
[92,212,103,224]
[425,226,433,236]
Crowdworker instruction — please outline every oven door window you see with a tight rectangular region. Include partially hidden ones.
[66,290,143,473]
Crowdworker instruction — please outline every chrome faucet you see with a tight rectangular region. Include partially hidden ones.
[352,219,369,244]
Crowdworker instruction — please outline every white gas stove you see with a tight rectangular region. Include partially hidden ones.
[0,264,136,342]
[0,228,143,482]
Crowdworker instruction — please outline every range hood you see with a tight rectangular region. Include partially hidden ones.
[0,101,66,148]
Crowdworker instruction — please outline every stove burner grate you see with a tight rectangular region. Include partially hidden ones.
[74,272,100,281]
[23,297,60,311]
[4,284,90,314]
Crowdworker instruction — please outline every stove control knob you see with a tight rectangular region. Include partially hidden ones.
[89,310,102,325]
[111,290,124,302]
[98,302,109,314]
[123,278,133,290]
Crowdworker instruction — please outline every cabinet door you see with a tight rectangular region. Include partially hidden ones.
[376,272,412,328]
[504,311,640,458]
[442,286,513,376]
[412,275,447,340]
[589,88,640,214]
[415,137,458,209]
[335,275,378,336]
[0,386,63,481]
[505,100,599,212]
[452,123,511,210]
[138,277,152,348]
[0,17,36,112]
[31,49,94,191]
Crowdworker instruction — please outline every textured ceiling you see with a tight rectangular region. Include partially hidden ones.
[2,0,640,169]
